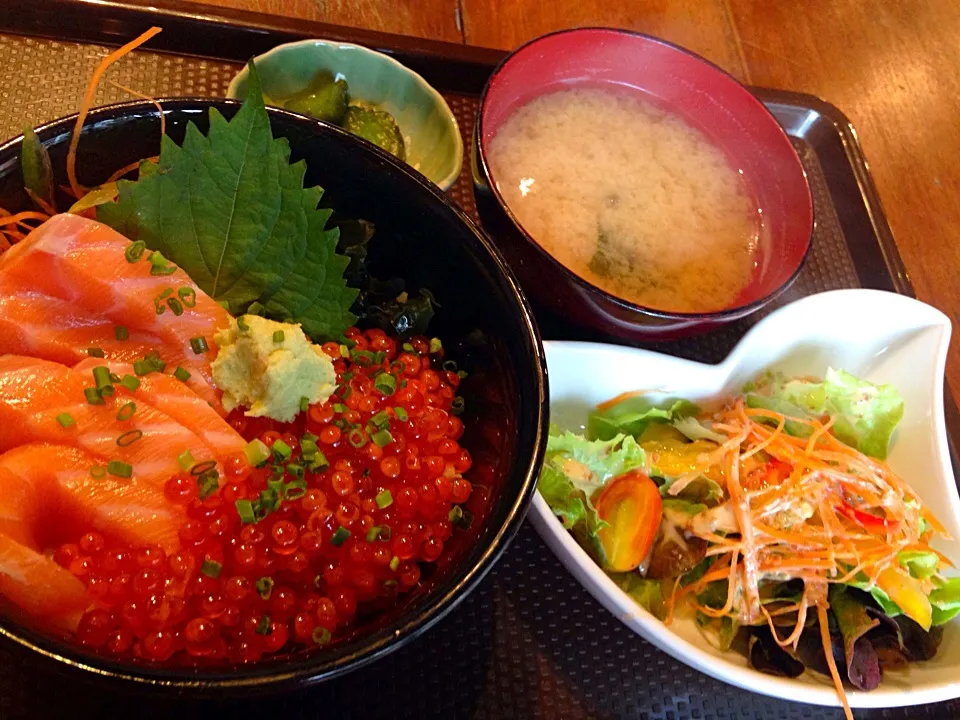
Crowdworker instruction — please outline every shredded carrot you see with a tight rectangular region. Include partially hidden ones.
[106,156,159,184]
[0,211,49,230]
[66,26,162,199]
[109,80,166,138]
[595,389,649,413]
[818,602,853,720]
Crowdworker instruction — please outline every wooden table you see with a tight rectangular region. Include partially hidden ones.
[199,0,960,395]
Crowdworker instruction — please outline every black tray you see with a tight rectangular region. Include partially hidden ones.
[0,2,955,718]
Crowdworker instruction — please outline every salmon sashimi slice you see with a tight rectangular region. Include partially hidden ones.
[0,532,90,631]
[73,358,246,460]
[0,355,222,489]
[0,213,229,407]
[0,444,182,554]
[0,291,166,365]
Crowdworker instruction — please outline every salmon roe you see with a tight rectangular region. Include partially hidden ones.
[58,329,473,664]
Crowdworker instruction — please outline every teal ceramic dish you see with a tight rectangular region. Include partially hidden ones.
[228,40,463,190]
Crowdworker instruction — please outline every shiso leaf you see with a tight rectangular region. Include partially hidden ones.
[98,62,357,341]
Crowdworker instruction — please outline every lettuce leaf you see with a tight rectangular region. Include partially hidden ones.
[929,578,960,625]
[98,63,357,342]
[898,549,940,580]
[612,573,667,620]
[746,368,903,459]
[587,396,698,441]
[538,431,646,535]
[672,415,727,444]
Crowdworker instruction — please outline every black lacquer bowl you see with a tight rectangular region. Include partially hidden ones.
[0,100,547,693]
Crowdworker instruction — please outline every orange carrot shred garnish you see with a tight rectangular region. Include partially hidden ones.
[66,26,162,199]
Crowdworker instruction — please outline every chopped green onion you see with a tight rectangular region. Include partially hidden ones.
[300,438,319,459]
[267,477,285,496]
[283,479,307,500]
[243,438,270,467]
[197,471,219,500]
[308,451,330,472]
[366,525,391,543]
[200,558,222,579]
[116,429,143,447]
[173,366,191,382]
[450,505,474,529]
[271,439,293,461]
[166,297,184,316]
[237,316,249,333]
[125,241,146,263]
[116,401,136,421]
[87,347,105,358]
[247,301,264,316]
[90,465,106,479]
[339,385,353,400]
[254,614,272,635]
[393,407,409,422]
[300,396,310,412]
[402,342,415,353]
[457,370,468,380]
[442,360,458,373]
[347,429,367,448]
[339,344,350,358]
[56,412,75,428]
[259,488,281,514]
[118,375,140,392]
[159,288,173,300]
[312,626,332,646]
[273,330,285,343]
[190,336,209,355]
[375,490,393,509]
[235,499,256,524]
[177,286,197,307]
[429,338,443,353]
[351,349,375,365]
[256,576,274,600]
[330,527,351,547]
[84,387,105,405]
[177,450,196,472]
[286,461,305,478]
[369,410,390,429]
[148,250,177,276]
[114,326,129,341]
[190,460,217,476]
[371,429,393,448]
[107,460,133,479]
[451,397,465,415]
[133,352,166,377]
[92,366,112,389]
[389,556,400,571]
[372,351,387,365]
[332,403,347,414]
[383,579,398,588]
[154,297,166,315]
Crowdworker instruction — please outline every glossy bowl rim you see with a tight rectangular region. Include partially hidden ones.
[476,26,815,323]
[0,98,547,691]
[226,38,465,191]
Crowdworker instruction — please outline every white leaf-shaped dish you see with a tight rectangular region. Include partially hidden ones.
[529,289,960,709]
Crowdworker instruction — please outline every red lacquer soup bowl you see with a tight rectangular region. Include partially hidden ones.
[474,27,813,339]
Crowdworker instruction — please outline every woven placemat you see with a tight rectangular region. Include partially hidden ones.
[0,34,955,720]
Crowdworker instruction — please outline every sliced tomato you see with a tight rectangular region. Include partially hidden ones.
[743,457,792,492]
[594,470,663,572]
[836,500,900,533]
